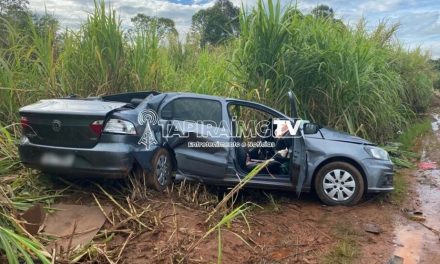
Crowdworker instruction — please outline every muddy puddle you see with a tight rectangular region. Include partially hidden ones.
[393,114,440,263]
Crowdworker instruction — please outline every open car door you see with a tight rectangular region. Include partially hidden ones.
[161,97,229,179]
[288,91,307,196]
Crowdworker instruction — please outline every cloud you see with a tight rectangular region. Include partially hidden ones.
[30,0,215,33]
[358,0,403,13]
[29,0,440,58]
[421,41,440,58]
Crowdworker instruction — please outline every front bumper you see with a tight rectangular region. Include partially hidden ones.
[18,136,145,178]
[362,158,394,193]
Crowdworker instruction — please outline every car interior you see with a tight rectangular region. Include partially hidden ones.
[76,91,161,108]
[228,104,291,176]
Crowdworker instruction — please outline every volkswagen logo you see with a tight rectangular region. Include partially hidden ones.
[52,120,62,132]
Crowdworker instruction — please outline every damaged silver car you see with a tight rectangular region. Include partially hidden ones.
[18,91,394,205]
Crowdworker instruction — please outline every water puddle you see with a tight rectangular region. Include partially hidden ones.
[431,114,440,132]
[392,114,440,263]
[393,172,440,264]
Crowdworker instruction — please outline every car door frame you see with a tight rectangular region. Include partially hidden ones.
[158,95,230,180]
[225,100,295,184]
[287,91,308,195]
[225,97,308,192]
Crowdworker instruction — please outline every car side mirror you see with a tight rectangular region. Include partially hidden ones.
[303,123,319,134]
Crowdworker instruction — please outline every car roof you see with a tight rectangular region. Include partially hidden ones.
[158,92,227,101]
[157,92,288,117]
[129,91,288,118]
[158,91,262,104]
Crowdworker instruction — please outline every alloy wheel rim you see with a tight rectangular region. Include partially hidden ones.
[323,169,356,201]
[156,155,168,186]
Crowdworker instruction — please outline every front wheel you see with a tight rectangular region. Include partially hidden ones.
[314,162,364,206]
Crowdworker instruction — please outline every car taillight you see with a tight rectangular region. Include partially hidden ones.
[90,120,104,135]
[103,119,136,135]
[20,116,30,129]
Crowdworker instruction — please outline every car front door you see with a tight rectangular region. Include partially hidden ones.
[160,97,229,179]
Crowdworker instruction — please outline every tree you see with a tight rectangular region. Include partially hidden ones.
[0,0,28,15]
[191,0,240,47]
[0,0,30,46]
[0,0,29,26]
[33,13,59,37]
[431,59,440,89]
[310,4,346,30]
[311,4,334,19]
[131,13,177,40]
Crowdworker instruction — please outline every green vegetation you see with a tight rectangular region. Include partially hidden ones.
[0,169,58,263]
[430,58,440,89]
[389,171,408,204]
[0,0,437,262]
[191,0,240,46]
[398,118,432,151]
[0,226,50,264]
[0,0,435,141]
[311,4,335,19]
[186,202,253,262]
[235,0,434,141]
[384,118,431,168]
[385,118,432,203]
[323,224,359,264]
[131,13,178,40]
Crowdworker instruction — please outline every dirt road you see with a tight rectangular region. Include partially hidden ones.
[109,188,396,263]
[392,112,440,264]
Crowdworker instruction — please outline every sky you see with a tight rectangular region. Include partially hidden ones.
[28,0,440,58]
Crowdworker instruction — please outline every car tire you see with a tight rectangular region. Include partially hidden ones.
[314,162,364,206]
[144,148,172,192]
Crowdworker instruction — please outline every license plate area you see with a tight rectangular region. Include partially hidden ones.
[41,152,74,167]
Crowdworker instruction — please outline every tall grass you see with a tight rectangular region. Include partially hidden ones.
[61,0,126,96]
[163,43,236,96]
[0,0,432,141]
[0,125,20,173]
[126,26,160,91]
[234,0,434,141]
[0,226,50,264]
[0,1,434,178]
[0,169,55,263]
[0,0,436,262]
[234,0,292,106]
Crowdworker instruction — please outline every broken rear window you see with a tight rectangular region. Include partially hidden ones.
[161,98,222,125]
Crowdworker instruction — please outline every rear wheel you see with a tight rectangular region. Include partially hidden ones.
[133,148,172,192]
[314,162,364,206]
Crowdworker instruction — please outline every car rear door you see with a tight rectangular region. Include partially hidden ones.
[288,91,308,195]
[160,97,229,178]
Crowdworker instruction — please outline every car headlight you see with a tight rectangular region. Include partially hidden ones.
[364,146,389,160]
[103,119,136,135]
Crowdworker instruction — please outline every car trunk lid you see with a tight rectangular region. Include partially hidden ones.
[20,99,127,148]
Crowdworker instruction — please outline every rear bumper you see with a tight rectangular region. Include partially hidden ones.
[18,137,137,178]
[362,158,395,193]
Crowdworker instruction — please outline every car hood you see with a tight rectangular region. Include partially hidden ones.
[318,127,373,145]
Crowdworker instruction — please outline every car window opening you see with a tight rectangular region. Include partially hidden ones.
[228,104,291,176]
